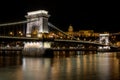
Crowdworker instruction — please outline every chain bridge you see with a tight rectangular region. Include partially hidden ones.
[0,10,120,56]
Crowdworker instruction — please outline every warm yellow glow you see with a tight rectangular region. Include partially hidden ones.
[18,31,23,36]
[20,33,23,36]
[68,24,73,32]
[9,32,13,35]
[26,34,31,37]
[38,34,42,38]
[44,42,51,48]
[18,31,22,34]
[32,30,38,35]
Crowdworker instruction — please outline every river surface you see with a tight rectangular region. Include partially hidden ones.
[0,51,120,80]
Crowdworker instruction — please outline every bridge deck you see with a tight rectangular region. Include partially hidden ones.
[51,48,97,51]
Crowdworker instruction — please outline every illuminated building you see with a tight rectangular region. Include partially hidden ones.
[64,25,99,39]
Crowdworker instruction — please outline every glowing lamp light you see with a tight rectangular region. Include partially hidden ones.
[18,31,22,34]
[9,32,13,35]
[20,33,22,36]
[26,34,31,37]
[38,34,42,38]
[24,42,43,48]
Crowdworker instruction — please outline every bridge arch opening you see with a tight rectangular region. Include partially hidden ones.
[31,25,39,37]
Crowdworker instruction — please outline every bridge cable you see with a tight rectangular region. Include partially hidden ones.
[48,22,76,40]
[0,20,37,27]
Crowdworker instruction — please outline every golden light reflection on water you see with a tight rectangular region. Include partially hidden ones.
[0,51,120,80]
[0,56,22,67]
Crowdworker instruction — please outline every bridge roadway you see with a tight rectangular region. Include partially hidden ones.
[51,48,97,51]
[0,36,106,45]
[54,39,105,46]
[50,48,120,52]
[0,36,119,49]
[0,36,40,41]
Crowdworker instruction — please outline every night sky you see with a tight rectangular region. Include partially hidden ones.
[0,0,120,32]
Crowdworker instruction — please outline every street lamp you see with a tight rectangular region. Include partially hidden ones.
[9,32,14,36]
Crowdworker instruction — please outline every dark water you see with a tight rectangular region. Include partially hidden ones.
[0,51,120,80]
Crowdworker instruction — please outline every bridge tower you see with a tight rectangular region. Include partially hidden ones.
[25,10,50,38]
[23,10,51,56]
[99,34,110,49]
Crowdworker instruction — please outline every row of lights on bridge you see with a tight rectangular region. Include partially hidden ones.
[9,31,23,36]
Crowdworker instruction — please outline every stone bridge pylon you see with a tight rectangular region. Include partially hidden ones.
[25,10,50,38]
[98,33,110,49]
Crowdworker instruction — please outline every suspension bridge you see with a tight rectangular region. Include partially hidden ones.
[0,10,120,55]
